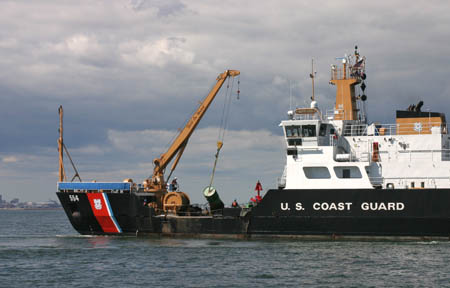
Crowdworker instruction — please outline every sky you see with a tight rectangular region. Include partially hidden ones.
[1,0,450,203]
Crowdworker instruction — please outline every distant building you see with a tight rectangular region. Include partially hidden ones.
[0,196,61,209]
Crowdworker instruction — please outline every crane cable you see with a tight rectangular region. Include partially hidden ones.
[153,81,218,182]
[208,75,240,189]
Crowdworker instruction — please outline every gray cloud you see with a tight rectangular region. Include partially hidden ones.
[128,0,186,17]
[1,0,450,202]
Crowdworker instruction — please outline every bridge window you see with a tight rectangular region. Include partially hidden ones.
[302,125,316,137]
[303,167,331,179]
[286,125,301,137]
[334,166,362,178]
[286,125,317,138]
[288,139,302,146]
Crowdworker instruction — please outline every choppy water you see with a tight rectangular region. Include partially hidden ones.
[0,210,449,287]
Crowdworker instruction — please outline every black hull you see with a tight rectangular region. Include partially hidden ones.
[56,189,450,239]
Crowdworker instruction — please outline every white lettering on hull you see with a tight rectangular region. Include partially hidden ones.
[361,202,405,211]
[312,202,353,211]
[295,203,305,211]
[281,203,290,211]
[279,202,406,212]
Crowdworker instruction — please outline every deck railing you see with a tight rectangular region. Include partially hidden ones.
[330,67,361,80]
[369,176,450,188]
[342,122,447,136]
[339,148,450,162]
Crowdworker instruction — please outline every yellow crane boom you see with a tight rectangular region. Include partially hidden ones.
[146,70,240,194]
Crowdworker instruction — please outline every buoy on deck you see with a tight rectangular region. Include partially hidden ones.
[203,186,224,211]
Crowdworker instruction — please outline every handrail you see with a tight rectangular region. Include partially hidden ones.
[370,176,450,180]
[331,65,364,81]
[342,122,447,136]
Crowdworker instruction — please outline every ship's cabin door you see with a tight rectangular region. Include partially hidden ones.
[318,123,335,146]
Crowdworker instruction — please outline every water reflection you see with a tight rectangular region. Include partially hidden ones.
[87,236,111,248]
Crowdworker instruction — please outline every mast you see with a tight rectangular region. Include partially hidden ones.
[58,105,65,182]
[310,59,315,101]
[329,47,365,121]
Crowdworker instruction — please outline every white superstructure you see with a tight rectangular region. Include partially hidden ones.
[279,48,450,190]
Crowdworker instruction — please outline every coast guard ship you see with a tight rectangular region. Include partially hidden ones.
[57,47,450,239]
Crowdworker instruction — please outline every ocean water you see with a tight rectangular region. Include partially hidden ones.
[0,210,449,288]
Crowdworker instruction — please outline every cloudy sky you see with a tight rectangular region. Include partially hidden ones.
[1,0,449,203]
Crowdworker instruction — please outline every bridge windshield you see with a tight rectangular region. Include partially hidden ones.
[285,125,317,138]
